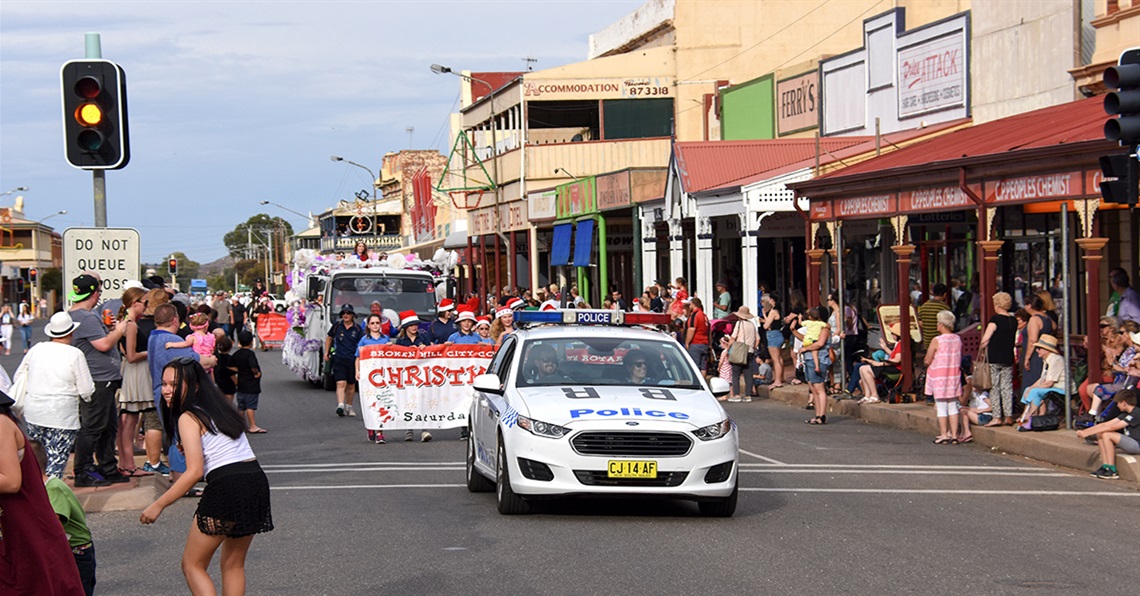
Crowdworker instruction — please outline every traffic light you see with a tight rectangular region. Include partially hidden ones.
[60,59,130,170]
[1100,154,1139,206]
[15,278,25,294]
[1104,48,1140,146]
[168,257,178,276]
[28,268,37,284]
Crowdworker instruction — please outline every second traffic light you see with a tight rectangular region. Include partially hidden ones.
[1100,154,1140,206]
[28,268,37,284]
[1104,48,1140,147]
[168,257,178,276]
[61,59,130,170]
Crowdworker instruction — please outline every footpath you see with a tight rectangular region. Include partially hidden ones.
[760,383,1140,486]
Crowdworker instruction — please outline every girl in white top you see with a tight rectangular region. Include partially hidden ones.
[11,312,95,478]
[16,303,34,354]
[141,358,273,593]
[0,305,13,356]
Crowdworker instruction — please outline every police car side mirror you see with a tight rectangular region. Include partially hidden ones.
[708,377,731,398]
[473,373,504,395]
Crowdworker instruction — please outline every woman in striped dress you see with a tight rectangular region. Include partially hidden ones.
[925,310,963,444]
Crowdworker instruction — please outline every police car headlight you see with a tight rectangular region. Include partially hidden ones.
[692,419,732,441]
[517,415,568,439]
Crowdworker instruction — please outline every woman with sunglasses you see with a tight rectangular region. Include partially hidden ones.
[623,349,654,385]
[116,287,156,477]
[141,358,272,595]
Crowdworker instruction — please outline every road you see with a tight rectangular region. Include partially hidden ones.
[10,338,1130,595]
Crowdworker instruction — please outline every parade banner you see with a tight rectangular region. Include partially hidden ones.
[358,343,495,431]
[256,312,289,346]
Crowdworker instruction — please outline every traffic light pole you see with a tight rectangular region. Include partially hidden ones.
[87,33,108,228]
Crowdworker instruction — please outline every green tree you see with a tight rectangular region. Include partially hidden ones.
[224,215,293,259]
[157,252,200,289]
[41,267,62,295]
[233,258,264,288]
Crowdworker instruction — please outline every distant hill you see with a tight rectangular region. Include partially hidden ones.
[199,255,235,278]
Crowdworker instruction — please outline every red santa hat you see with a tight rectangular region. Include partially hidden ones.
[399,310,420,329]
[541,303,559,312]
[507,297,525,311]
[496,305,514,318]
[475,316,492,328]
[437,298,455,312]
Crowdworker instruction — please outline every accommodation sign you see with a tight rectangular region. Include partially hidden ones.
[898,31,966,118]
[523,77,673,100]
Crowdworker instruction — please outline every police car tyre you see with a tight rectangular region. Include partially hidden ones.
[496,438,528,514]
[466,431,494,492]
[698,479,737,517]
[275,304,286,313]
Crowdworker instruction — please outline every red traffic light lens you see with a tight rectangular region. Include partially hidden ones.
[74,76,102,99]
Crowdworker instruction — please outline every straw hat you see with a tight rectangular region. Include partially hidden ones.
[888,322,902,336]
[732,306,754,320]
[1032,334,1060,354]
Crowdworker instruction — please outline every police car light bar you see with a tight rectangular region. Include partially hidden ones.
[514,309,671,327]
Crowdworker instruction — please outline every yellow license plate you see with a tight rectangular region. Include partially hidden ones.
[607,460,657,478]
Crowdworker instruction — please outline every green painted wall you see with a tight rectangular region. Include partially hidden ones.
[720,74,775,140]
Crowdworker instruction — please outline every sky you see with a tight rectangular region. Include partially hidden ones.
[0,0,644,265]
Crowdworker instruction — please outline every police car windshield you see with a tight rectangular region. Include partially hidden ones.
[517,337,702,389]
[330,275,437,318]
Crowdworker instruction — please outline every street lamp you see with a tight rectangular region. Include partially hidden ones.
[431,63,509,286]
[331,155,380,250]
[260,200,314,227]
[31,209,65,316]
[1,186,28,198]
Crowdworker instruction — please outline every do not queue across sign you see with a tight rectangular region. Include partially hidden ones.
[63,227,141,303]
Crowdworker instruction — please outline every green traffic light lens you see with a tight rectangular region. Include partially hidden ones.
[77,129,104,151]
[75,76,101,99]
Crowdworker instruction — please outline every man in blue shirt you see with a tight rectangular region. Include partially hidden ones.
[427,298,457,345]
[147,303,216,485]
[326,304,365,417]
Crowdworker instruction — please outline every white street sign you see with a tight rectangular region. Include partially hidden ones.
[63,227,141,303]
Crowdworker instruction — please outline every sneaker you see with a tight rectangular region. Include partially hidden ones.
[73,470,113,488]
[367,430,376,443]
[1090,466,1119,480]
[405,430,414,442]
[421,431,433,442]
[375,432,386,445]
[101,470,131,484]
[727,397,742,403]
[143,461,171,476]
[459,428,469,440]
[336,403,345,417]
[347,408,356,417]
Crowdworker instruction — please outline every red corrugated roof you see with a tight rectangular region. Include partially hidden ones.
[674,138,871,194]
[812,97,1109,181]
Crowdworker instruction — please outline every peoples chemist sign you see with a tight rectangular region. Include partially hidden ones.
[358,343,494,430]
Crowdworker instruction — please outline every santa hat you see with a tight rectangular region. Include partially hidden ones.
[475,316,491,328]
[508,297,525,311]
[541,303,559,312]
[399,310,421,329]
[456,309,476,323]
[496,305,514,318]
[437,298,455,312]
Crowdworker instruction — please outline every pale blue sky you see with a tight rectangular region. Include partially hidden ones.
[0,0,643,264]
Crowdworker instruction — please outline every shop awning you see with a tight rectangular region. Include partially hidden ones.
[550,223,572,266]
[573,219,595,267]
[442,229,468,250]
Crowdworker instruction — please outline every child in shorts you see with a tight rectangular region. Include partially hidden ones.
[752,352,773,395]
[230,331,266,434]
[30,440,97,595]
[800,318,828,375]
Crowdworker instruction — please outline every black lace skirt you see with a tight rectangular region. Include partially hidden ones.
[196,460,274,537]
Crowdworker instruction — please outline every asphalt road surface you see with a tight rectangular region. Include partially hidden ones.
[36,342,1133,595]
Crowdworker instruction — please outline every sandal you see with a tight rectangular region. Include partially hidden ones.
[958,435,973,443]
[119,467,154,477]
[182,486,205,498]
[933,437,952,444]
[806,416,827,425]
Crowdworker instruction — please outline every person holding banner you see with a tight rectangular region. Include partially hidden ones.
[356,314,391,444]
[475,317,494,345]
[447,310,482,345]
[326,305,364,418]
[427,299,456,345]
[394,311,428,348]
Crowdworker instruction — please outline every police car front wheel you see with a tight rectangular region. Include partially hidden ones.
[697,479,738,517]
[466,431,494,493]
[496,439,528,515]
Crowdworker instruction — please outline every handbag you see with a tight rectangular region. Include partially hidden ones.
[972,348,992,390]
[728,341,749,365]
[1018,414,1060,432]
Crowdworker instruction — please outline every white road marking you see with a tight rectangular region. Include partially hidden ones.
[737,450,787,465]
[260,461,462,469]
[740,469,1068,477]
[272,484,466,490]
[266,467,463,474]
[738,464,1048,470]
[741,488,1140,497]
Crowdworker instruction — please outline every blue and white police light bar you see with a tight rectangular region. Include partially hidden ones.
[515,309,671,326]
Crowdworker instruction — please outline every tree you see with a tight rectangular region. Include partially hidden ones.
[224,214,293,260]
[233,258,264,289]
[156,251,200,285]
[41,267,62,295]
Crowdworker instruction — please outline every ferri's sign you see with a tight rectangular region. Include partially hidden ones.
[358,343,494,430]
[522,77,673,100]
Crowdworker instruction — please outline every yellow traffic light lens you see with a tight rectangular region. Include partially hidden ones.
[75,103,103,126]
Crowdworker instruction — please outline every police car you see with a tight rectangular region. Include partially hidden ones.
[465,309,737,516]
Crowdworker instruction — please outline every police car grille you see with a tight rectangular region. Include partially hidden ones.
[574,470,689,487]
[571,432,692,457]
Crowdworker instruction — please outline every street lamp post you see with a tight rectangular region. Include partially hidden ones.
[1,186,28,199]
[331,155,380,252]
[32,210,66,316]
[431,63,510,289]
